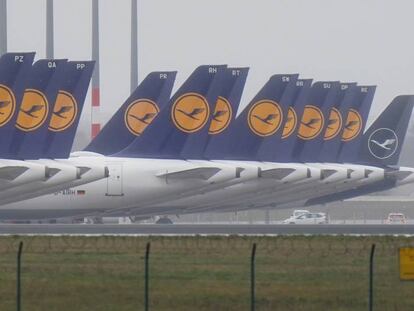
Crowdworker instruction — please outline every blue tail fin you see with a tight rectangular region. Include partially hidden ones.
[9,59,67,160]
[0,52,35,156]
[116,65,227,159]
[207,68,249,135]
[337,86,376,163]
[317,83,358,162]
[355,95,414,166]
[84,71,176,155]
[204,74,298,160]
[291,81,340,162]
[41,61,95,159]
[184,67,249,159]
[298,81,341,162]
[272,79,313,162]
[255,75,305,161]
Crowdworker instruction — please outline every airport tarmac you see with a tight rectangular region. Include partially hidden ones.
[0,224,414,235]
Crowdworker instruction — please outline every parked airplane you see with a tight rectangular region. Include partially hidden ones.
[0,60,108,204]
[132,75,318,216]
[0,63,413,222]
[0,65,251,218]
[144,81,353,216]
[192,94,414,214]
[0,52,50,191]
[304,94,414,207]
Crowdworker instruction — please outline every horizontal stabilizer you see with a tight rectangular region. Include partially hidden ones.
[385,170,413,181]
[76,166,91,179]
[45,167,61,180]
[156,167,221,180]
[365,169,374,178]
[259,168,296,180]
[320,169,337,180]
[0,166,29,181]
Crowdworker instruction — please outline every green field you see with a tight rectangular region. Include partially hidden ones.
[0,235,414,311]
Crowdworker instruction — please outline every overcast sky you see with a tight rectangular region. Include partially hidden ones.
[6,0,414,151]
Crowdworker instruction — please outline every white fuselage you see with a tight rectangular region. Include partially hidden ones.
[0,156,241,219]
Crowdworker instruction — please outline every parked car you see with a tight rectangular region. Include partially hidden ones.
[292,209,310,217]
[283,212,328,224]
[385,213,406,224]
[155,217,174,225]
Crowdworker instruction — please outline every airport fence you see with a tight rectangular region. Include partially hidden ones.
[1,235,414,311]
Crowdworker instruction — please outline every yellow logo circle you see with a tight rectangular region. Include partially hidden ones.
[323,107,343,140]
[208,96,232,135]
[48,91,78,132]
[0,84,16,127]
[16,89,49,132]
[297,105,324,140]
[171,93,209,133]
[282,107,297,139]
[341,109,362,141]
[125,99,159,136]
[247,100,283,137]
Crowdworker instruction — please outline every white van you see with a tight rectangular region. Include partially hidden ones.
[283,212,328,225]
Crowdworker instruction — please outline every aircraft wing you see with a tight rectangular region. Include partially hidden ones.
[386,167,414,185]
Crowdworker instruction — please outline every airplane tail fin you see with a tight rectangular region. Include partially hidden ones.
[117,65,227,159]
[42,61,95,158]
[181,67,249,159]
[297,81,341,162]
[336,86,376,163]
[256,75,304,161]
[9,59,67,160]
[0,52,35,156]
[84,71,176,155]
[290,81,338,162]
[356,95,414,166]
[272,79,313,162]
[205,74,298,160]
[317,83,358,162]
[207,68,249,135]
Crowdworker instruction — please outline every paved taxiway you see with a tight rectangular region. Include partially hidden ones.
[0,224,414,235]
